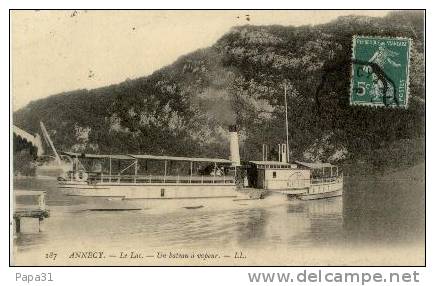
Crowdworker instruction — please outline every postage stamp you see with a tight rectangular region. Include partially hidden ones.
[350,36,412,108]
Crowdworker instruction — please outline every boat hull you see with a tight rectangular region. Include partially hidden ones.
[58,182,287,211]
[60,182,238,198]
[272,179,344,201]
[298,188,343,200]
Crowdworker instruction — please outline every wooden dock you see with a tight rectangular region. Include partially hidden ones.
[13,190,50,234]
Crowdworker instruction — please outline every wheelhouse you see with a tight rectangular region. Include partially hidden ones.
[245,160,340,190]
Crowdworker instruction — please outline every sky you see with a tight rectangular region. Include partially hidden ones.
[11,10,390,111]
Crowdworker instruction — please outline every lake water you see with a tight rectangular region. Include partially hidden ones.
[11,167,425,266]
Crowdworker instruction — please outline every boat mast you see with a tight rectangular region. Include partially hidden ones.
[40,121,61,165]
[284,84,290,163]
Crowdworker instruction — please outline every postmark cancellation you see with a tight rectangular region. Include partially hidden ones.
[350,36,412,108]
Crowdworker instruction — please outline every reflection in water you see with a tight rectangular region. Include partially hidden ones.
[234,208,268,247]
[12,175,424,262]
[254,197,344,249]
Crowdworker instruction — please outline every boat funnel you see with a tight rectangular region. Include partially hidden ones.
[229,125,240,166]
[279,143,288,163]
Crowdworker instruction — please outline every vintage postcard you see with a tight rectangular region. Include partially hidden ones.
[10,10,425,266]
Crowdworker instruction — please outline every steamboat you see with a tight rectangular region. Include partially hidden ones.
[56,126,342,210]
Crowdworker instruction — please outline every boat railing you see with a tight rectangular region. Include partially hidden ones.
[67,171,235,185]
[310,176,342,185]
[101,174,235,184]
[286,175,342,188]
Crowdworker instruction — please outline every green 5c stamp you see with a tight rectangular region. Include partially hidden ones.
[350,36,411,107]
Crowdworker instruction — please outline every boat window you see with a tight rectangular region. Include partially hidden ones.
[273,171,276,178]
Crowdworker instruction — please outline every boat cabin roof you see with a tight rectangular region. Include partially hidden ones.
[250,160,289,166]
[130,154,233,163]
[61,151,135,160]
[249,161,297,169]
[249,160,336,170]
[61,151,233,164]
[294,161,335,169]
